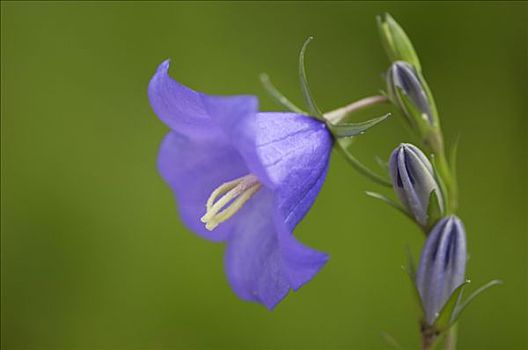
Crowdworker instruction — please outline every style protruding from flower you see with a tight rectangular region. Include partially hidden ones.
[377,13,421,70]
[200,174,262,231]
[389,143,443,229]
[416,216,467,326]
[148,59,332,309]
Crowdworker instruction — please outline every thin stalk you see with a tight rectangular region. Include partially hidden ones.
[444,325,458,350]
[324,95,389,124]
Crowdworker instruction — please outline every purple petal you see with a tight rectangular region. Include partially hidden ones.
[224,189,289,309]
[157,132,249,242]
[148,60,217,139]
[196,104,333,231]
[251,113,333,231]
[416,216,467,324]
[201,96,272,187]
[221,112,331,304]
[277,220,329,291]
[225,189,328,309]
[149,60,259,141]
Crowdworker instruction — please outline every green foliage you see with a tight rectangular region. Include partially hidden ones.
[259,73,306,114]
[298,36,324,119]
[328,113,390,137]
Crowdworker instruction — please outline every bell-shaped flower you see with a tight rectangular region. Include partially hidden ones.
[389,143,443,229]
[148,60,332,309]
[416,216,467,325]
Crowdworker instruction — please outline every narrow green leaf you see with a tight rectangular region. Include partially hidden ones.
[448,136,460,180]
[426,190,443,232]
[365,191,413,220]
[395,86,431,134]
[328,113,390,138]
[375,156,389,173]
[336,138,393,187]
[447,135,460,201]
[433,281,470,331]
[405,245,416,280]
[298,36,324,119]
[259,73,307,114]
[452,280,503,323]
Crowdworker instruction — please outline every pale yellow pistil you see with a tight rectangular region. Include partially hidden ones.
[201,174,262,231]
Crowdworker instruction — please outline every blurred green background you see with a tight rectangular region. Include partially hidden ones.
[1,2,526,349]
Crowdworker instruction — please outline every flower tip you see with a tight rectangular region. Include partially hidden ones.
[204,221,218,231]
[259,72,269,82]
[157,58,171,72]
[302,36,314,48]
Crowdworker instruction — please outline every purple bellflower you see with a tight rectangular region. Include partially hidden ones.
[389,143,443,229]
[148,60,332,309]
[416,216,467,325]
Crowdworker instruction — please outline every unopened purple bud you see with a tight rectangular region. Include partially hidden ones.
[416,216,467,325]
[389,143,443,228]
[387,61,434,126]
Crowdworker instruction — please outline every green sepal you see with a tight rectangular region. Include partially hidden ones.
[377,13,421,71]
[451,280,503,324]
[298,36,324,119]
[415,69,440,128]
[433,280,470,331]
[259,73,307,114]
[425,190,443,232]
[430,154,450,214]
[336,138,393,187]
[365,191,413,221]
[394,85,433,136]
[402,265,426,318]
[328,113,390,138]
[375,156,389,173]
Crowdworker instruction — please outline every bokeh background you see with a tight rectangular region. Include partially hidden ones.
[2,2,526,349]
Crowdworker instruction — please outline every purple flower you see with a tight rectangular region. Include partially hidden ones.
[416,216,467,325]
[148,60,332,309]
[389,143,443,228]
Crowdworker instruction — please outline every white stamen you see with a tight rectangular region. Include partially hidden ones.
[201,174,261,231]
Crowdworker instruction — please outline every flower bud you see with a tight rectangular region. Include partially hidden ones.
[389,143,443,228]
[377,13,421,70]
[416,216,467,325]
[387,61,436,128]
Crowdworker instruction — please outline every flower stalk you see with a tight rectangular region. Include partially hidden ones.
[324,95,389,124]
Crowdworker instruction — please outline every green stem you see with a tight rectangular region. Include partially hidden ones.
[444,325,458,350]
